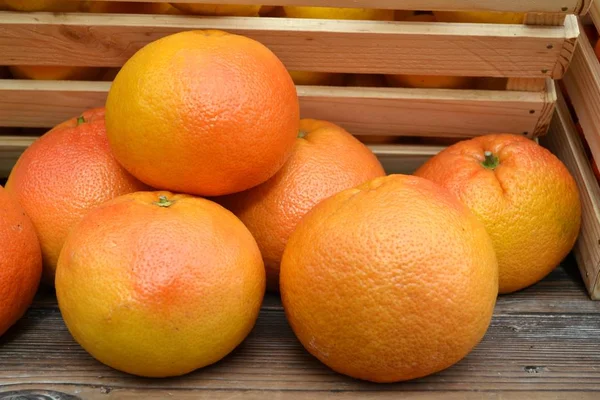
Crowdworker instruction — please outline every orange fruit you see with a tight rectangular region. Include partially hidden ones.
[83,1,174,13]
[281,174,498,382]
[106,30,299,196]
[170,3,261,16]
[4,0,80,11]
[0,186,42,337]
[282,7,394,21]
[217,119,385,291]
[5,108,149,284]
[386,74,474,89]
[56,191,265,377]
[9,66,102,81]
[414,134,581,294]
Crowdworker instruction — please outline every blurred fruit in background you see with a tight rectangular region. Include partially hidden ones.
[4,0,81,11]
[282,6,394,21]
[170,3,261,16]
[9,66,102,81]
[386,74,474,89]
[433,11,525,24]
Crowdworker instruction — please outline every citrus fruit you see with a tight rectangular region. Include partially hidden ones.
[414,134,581,294]
[170,3,261,16]
[105,30,299,196]
[280,174,498,382]
[386,74,474,89]
[56,191,265,378]
[259,5,277,16]
[433,11,524,24]
[9,66,101,81]
[5,108,149,284]
[0,186,42,337]
[4,0,80,11]
[217,119,385,291]
[282,6,394,21]
[84,1,174,13]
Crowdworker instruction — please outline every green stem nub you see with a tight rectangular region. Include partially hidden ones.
[297,130,308,139]
[481,151,500,170]
[155,195,173,208]
[76,116,85,126]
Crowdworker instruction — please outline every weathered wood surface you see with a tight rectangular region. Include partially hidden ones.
[0,260,599,399]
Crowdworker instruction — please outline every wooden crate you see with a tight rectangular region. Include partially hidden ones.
[539,90,600,300]
[0,0,586,143]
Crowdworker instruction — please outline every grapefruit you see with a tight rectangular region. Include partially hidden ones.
[0,186,42,337]
[84,1,174,13]
[56,191,265,377]
[5,108,148,284]
[217,119,385,291]
[105,30,299,196]
[281,174,498,382]
[415,134,581,294]
[386,74,474,89]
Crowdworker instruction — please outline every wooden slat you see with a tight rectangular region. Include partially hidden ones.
[540,93,600,300]
[0,12,579,79]
[590,0,600,32]
[0,79,555,138]
[68,0,593,14]
[562,20,600,175]
[1,264,599,399]
[0,136,442,178]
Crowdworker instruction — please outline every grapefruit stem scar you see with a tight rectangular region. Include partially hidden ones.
[482,151,499,170]
[76,116,85,126]
[154,195,173,208]
[297,130,308,139]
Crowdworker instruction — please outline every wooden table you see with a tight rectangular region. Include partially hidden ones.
[1,256,599,400]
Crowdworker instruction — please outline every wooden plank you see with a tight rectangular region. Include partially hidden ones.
[0,135,441,178]
[0,79,554,138]
[66,0,593,14]
[562,20,600,177]
[0,264,599,399]
[590,0,600,33]
[539,92,600,300]
[0,12,578,79]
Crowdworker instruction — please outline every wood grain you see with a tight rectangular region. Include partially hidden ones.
[0,12,578,79]
[540,92,600,300]
[0,79,554,138]
[0,262,599,399]
[66,0,593,14]
[0,136,442,178]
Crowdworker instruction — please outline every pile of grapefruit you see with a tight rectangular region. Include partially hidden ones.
[0,27,581,382]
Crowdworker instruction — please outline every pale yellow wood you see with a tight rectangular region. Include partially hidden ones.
[505,78,547,92]
[590,0,600,31]
[540,92,600,300]
[524,12,566,25]
[66,0,592,14]
[0,136,441,177]
[562,20,600,172]
[0,12,577,78]
[0,79,554,137]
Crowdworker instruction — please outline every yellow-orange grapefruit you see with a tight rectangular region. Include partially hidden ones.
[106,30,299,196]
[5,108,148,284]
[0,186,42,336]
[415,134,581,293]
[56,191,265,377]
[281,174,498,382]
[218,119,385,291]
